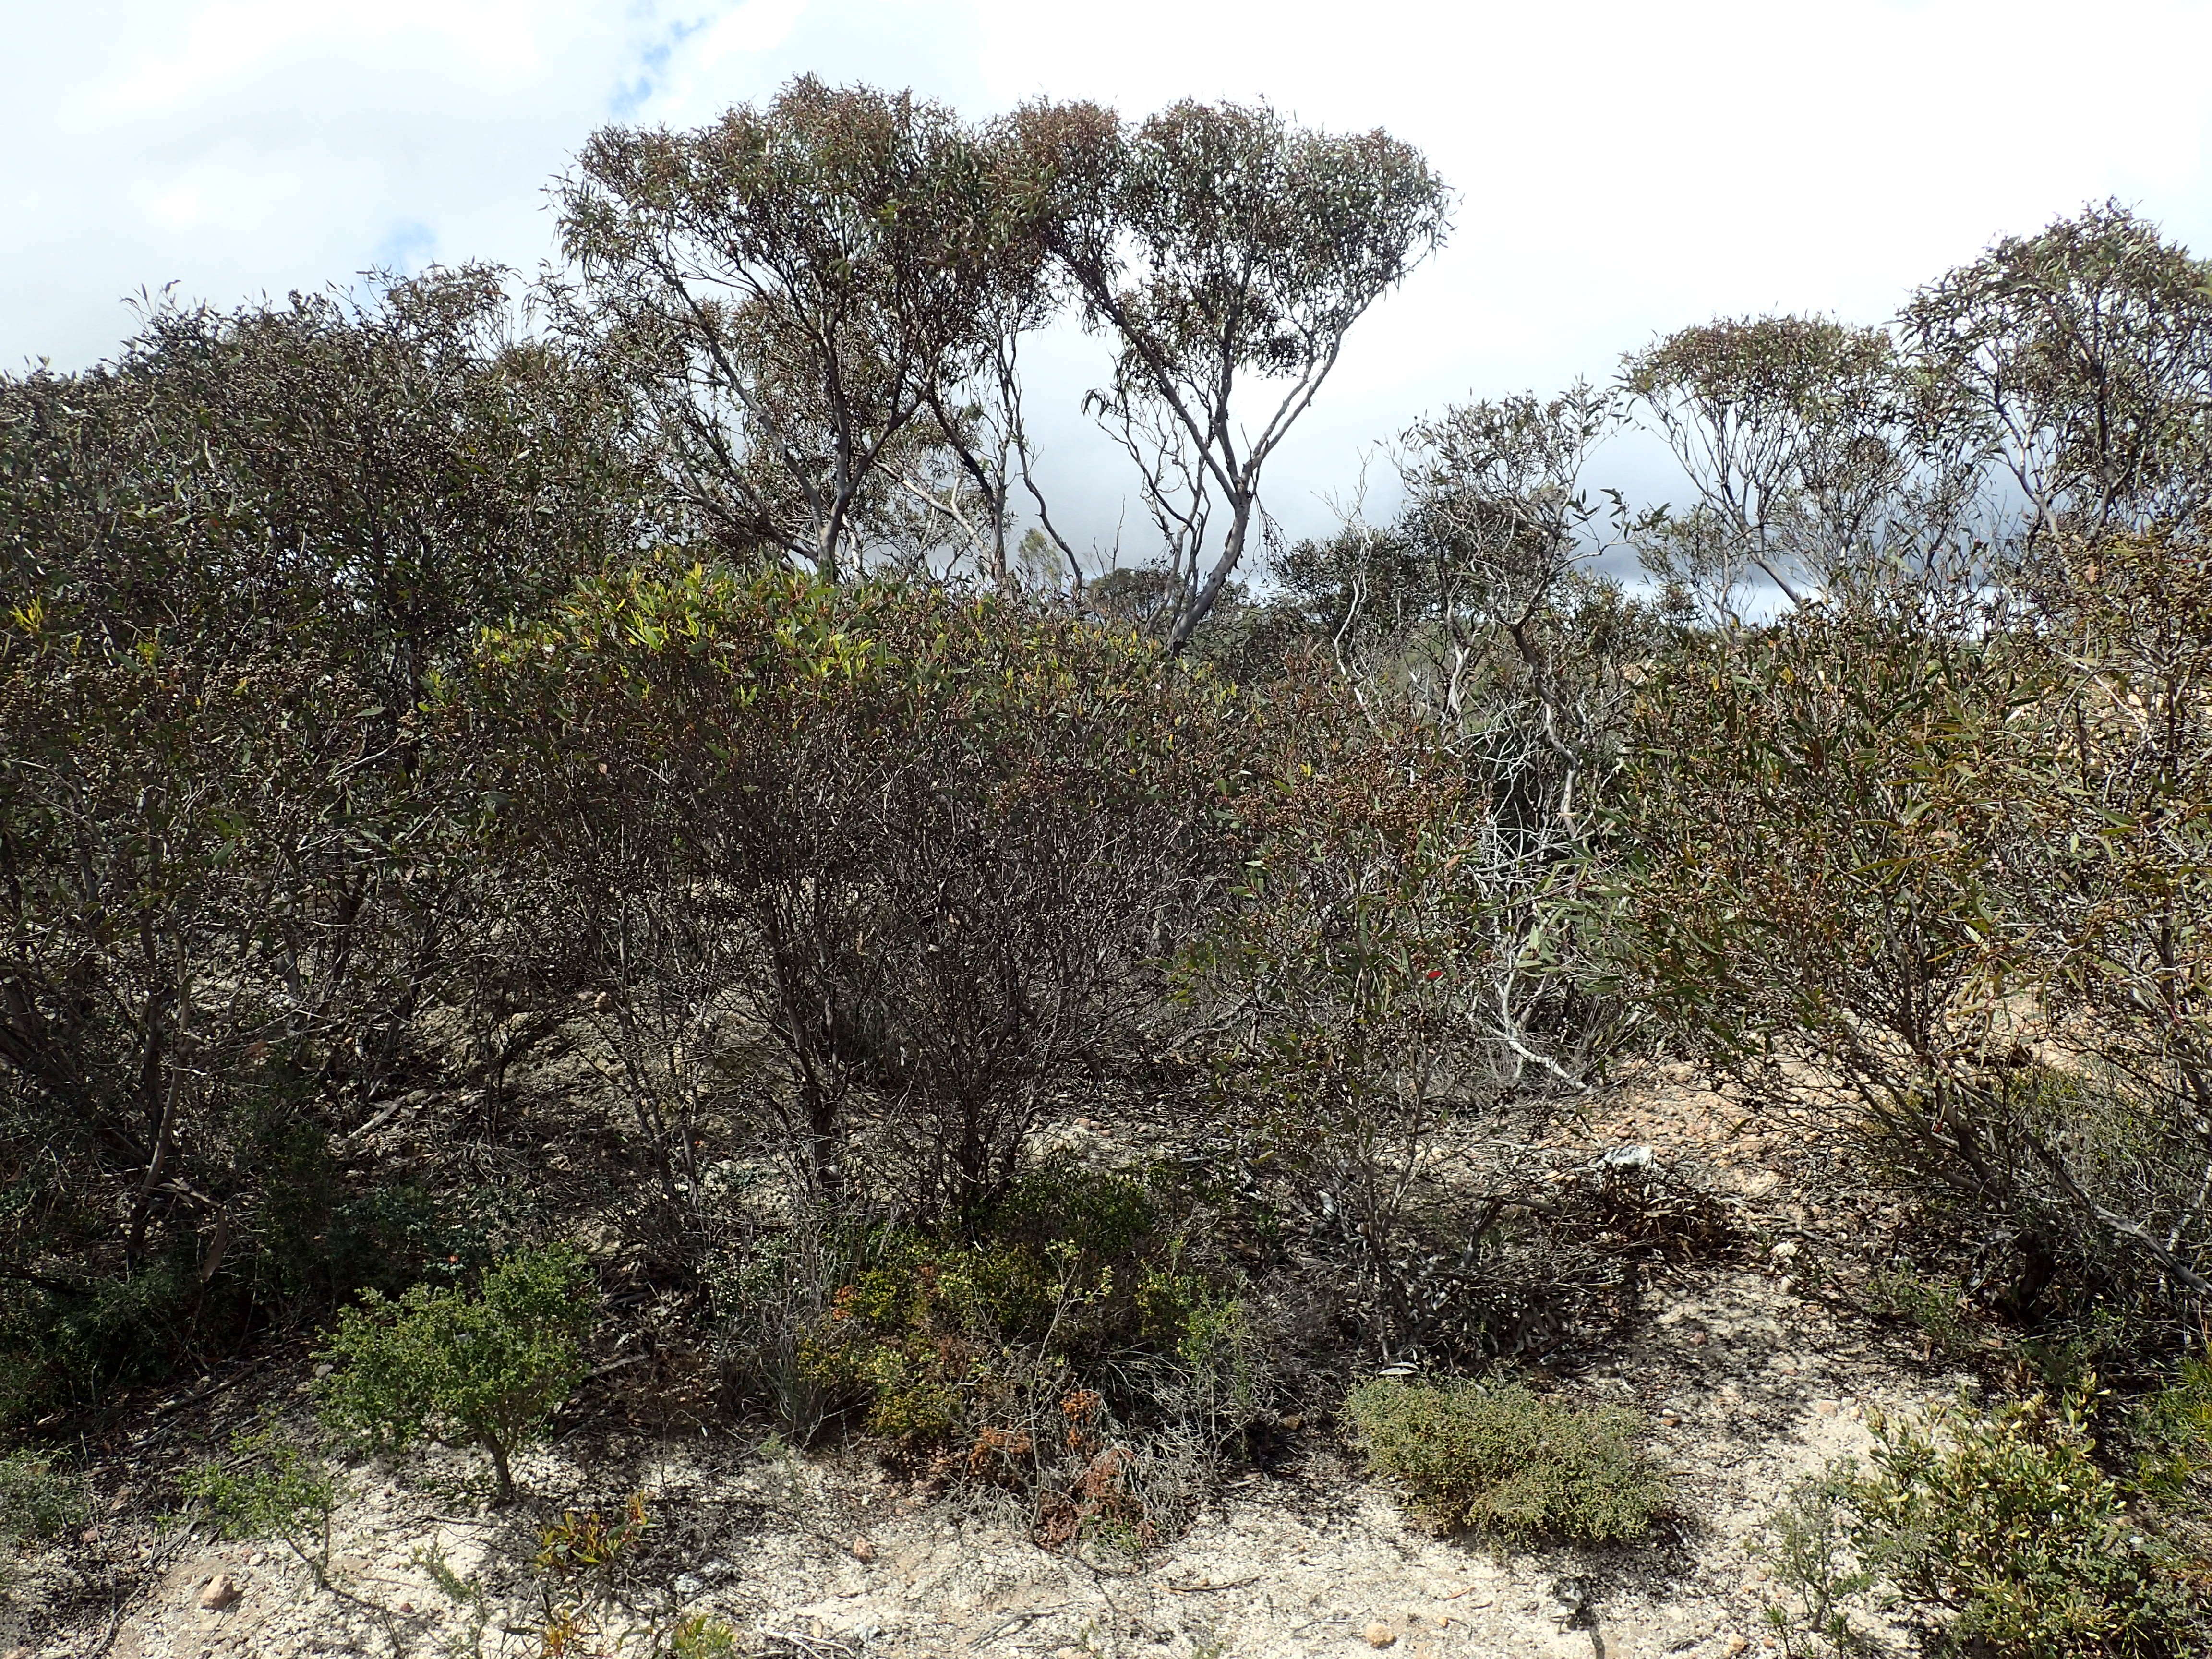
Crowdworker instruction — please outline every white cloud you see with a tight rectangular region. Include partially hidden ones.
[130,157,310,234]
[10,0,2212,543]
[3,2,754,371]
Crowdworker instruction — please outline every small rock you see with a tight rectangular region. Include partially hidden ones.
[398,1601,415,1614]
[674,1573,706,1597]
[199,1572,242,1611]
[1724,1637,1750,1657]
[313,1363,334,1379]
[1547,1576,1589,1627]
[1815,1399,1839,1416]
[849,1536,876,1563]
[1362,1623,1398,1649]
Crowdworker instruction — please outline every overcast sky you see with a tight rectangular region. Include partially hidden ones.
[11,0,2212,550]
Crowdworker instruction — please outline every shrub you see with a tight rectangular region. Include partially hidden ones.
[0,1449,90,1552]
[1344,1376,1670,1543]
[1853,1386,2206,1658]
[1771,1384,2210,1659]
[1865,1263,1987,1362]
[708,1205,879,1445]
[317,1244,595,1503]
[1609,553,2212,1357]
[2131,1357,2212,1507]
[415,1492,741,1657]
[795,1194,1243,1454]
[1755,1470,1884,1659]
[176,1420,345,1586]
[709,1173,1261,1551]
[0,1257,200,1427]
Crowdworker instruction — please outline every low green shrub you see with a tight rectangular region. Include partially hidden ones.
[2131,1356,2212,1507]
[708,1208,879,1445]
[317,1243,595,1503]
[1762,1381,2211,1659]
[711,1168,1262,1551]
[716,1163,1256,1462]
[1344,1376,1671,1543]
[176,1419,345,1585]
[0,1256,201,1426]
[1755,1469,1884,1659]
[0,1448,90,1552]
[0,1170,528,1434]
[1851,1385,2205,1658]
[803,1226,1243,1454]
[1865,1263,1986,1360]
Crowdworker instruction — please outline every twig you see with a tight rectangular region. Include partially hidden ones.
[1163,1575,1259,1593]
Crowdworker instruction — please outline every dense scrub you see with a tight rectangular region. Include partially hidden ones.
[5,81,2212,1652]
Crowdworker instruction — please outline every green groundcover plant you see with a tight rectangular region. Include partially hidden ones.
[1345,1375,1671,1544]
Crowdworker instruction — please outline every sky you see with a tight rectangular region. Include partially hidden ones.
[10,0,2212,553]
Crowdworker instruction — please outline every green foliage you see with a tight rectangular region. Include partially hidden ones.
[1606,559,2212,1349]
[0,265,637,689]
[562,76,1033,583]
[317,1245,596,1503]
[710,1158,1261,1549]
[0,1256,199,1425]
[415,1493,741,1658]
[176,1419,344,1585]
[2131,1357,2212,1503]
[1833,1386,2206,1658]
[665,1615,742,1658]
[0,265,630,1428]
[799,1178,1240,1452]
[1344,1376,1671,1543]
[1756,1470,1884,1659]
[469,566,1232,1220]
[0,1449,90,1552]
[1865,1263,1987,1361]
[1012,93,1452,648]
[1185,663,1614,1359]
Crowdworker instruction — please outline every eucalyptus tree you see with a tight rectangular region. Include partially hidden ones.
[1623,314,1982,615]
[1902,202,2212,546]
[893,123,1082,589]
[558,77,1039,581]
[1010,96,1452,649]
[1393,385,1616,725]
